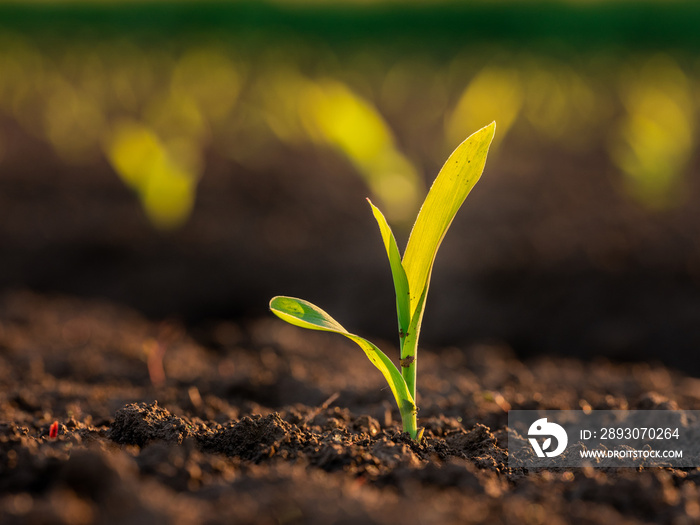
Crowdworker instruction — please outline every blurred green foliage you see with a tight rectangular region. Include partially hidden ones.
[4,1,700,55]
[0,1,699,227]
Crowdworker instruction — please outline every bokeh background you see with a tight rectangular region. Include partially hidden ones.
[2,0,700,372]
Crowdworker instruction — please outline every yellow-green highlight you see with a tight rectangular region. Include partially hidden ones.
[105,120,198,231]
[446,67,521,151]
[300,79,422,223]
[1,33,698,227]
[610,55,694,210]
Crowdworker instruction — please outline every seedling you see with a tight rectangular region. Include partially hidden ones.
[270,122,495,440]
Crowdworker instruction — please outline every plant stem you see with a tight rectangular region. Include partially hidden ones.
[400,402,418,439]
[400,332,419,440]
[400,353,417,402]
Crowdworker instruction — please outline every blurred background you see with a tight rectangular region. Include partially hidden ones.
[2,0,700,372]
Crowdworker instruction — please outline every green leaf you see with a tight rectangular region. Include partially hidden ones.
[269,296,416,415]
[402,122,495,317]
[367,199,410,337]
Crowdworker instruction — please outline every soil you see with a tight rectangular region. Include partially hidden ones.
[2,289,700,525]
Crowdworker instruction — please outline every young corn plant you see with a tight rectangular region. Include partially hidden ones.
[270,122,495,440]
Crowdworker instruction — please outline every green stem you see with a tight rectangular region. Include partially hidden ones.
[400,401,418,439]
[400,350,417,402]
[400,333,418,439]
[399,291,427,441]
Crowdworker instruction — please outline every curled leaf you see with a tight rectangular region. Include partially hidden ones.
[269,296,415,416]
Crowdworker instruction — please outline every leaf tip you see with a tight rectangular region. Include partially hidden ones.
[471,121,496,150]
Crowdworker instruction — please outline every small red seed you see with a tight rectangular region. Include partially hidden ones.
[49,421,58,439]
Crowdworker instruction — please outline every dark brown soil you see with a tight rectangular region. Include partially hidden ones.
[2,290,700,524]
